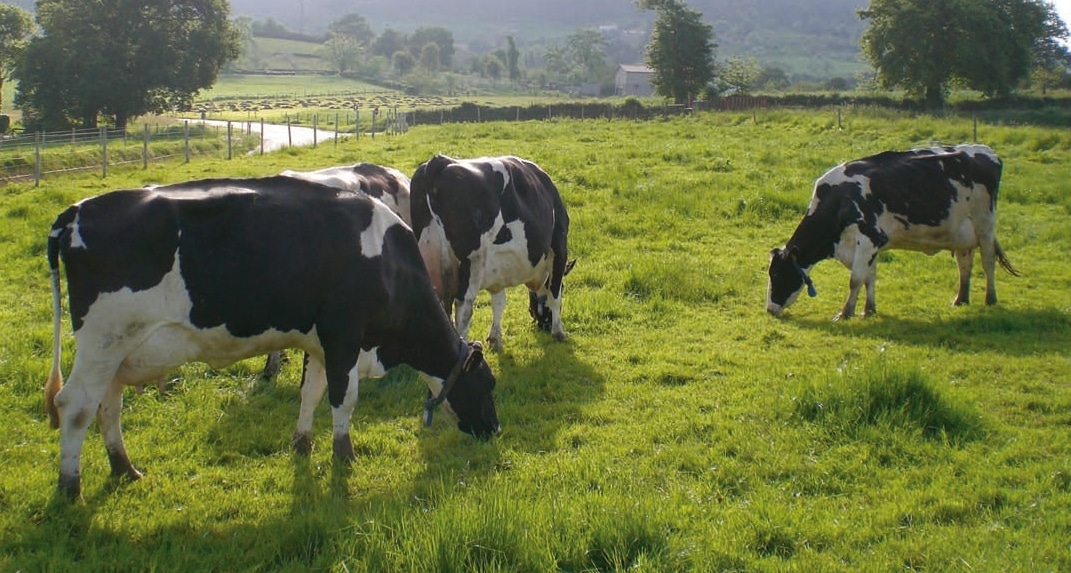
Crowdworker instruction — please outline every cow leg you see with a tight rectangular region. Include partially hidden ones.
[97,381,141,482]
[53,359,120,498]
[293,354,327,456]
[547,293,566,341]
[261,350,284,380]
[329,373,360,463]
[317,347,364,463]
[979,240,999,305]
[863,265,878,317]
[834,275,864,322]
[953,249,974,306]
[454,293,477,341]
[487,290,507,352]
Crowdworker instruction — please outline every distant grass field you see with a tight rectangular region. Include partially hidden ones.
[0,109,1069,571]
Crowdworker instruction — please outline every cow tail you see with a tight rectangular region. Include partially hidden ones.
[44,209,75,429]
[994,238,1020,277]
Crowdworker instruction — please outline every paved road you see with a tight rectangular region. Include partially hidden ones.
[195,119,353,153]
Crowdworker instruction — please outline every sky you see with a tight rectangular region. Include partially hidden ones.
[1056,0,1071,34]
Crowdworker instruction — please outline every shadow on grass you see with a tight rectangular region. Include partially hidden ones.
[790,306,1071,356]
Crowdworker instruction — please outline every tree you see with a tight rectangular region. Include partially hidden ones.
[419,42,441,72]
[15,0,240,130]
[542,29,609,85]
[718,56,761,95]
[409,27,454,69]
[328,13,372,44]
[637,0,717,104]
[0,4,33,114]
[505,35,521,81]
[392,50,415,75]
[371,28,406,59]
[859,0,1068,108]
[321,34,362,74]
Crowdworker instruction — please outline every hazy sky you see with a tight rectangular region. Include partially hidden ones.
[1055,0,1071,40]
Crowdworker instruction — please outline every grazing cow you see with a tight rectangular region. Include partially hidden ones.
[767,144,1018,321]
[410,154,571,351]
[44,176,500,498]
[260,163,412,379]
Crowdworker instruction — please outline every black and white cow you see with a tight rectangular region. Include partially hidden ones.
[258,163,412,379]
[44,176,500,498]
[767,144,1018,321]
[410,154,571,351]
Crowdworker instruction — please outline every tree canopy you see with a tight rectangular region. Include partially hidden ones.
[859,0,1069,107]
[15,0,240,130]
[637,0,717,104]
[0,4,33,115]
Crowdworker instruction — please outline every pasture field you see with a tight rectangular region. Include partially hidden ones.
[0,109,1069,571]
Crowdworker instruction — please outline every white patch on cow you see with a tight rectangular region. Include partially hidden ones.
[360,203,403,258]
[67,212,86,249]
[488,158,511,192]
[472,215,544,292]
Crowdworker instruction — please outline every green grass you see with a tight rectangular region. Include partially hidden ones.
[1,109,1069,571]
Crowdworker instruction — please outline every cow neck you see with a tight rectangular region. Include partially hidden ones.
[423,338,469,426]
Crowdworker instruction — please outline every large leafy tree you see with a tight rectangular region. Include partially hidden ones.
[15,0,240,130]
[408,27,454,69]
[637,0,717,104]
[859,0,1068,108]
[543,29,609,85]
[322,13,373,74]
[0,4,33,114]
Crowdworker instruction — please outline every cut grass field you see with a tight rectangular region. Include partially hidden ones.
[0,109,1069,571]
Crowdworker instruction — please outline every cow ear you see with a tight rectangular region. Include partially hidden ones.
[464,341,484,371]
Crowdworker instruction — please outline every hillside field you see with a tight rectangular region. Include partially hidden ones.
[0,109,1069,571]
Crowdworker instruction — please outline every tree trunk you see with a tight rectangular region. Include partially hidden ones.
[115,111,128,132]
[924,83,944,110]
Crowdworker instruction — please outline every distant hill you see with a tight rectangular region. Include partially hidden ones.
[231,0,870,81]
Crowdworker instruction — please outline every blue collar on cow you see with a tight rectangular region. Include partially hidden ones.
[792,259,818,298]
[423,338,469,426]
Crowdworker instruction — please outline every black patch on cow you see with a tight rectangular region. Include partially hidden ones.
[494,226,512,245]
[55,189,181,330]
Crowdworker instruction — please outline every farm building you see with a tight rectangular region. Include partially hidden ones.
[615,64,655,97]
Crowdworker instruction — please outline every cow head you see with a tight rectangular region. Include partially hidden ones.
[767,246,817,316]
[427,341,500,439]
[528,259,576,331]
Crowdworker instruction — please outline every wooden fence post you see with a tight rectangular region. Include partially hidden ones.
[184,120,190,163]
[34,132,41,187]
[227,121,233,160]
[143,123,149,169]
[101,126,108,178]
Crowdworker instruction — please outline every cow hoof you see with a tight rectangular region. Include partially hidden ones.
[292,433,313,456]
[953,297,969,306]
[863,307,877,318]
[985,295,997,306]
[107,451,143,481]
[57,474,82,499]
[552,331,567,342]
[487,337,504,353]
[832,312,852,322]
[333,435,356,463]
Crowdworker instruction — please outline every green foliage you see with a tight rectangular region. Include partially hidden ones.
[860,0,1067,108]
[14,0,242,130]
[639,0,718,103]
[1,109,1070,570]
